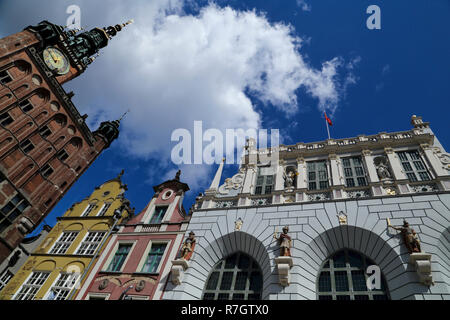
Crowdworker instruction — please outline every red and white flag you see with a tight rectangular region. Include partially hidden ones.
[324,112,333,126]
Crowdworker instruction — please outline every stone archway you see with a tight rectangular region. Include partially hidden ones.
[297,225,419,300]
[165,231,271,300]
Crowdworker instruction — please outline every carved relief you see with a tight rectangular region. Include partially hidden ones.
[218,170,245,195]
[234,218,243,231]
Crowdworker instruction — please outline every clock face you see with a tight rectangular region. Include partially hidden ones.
[43,47,70,75]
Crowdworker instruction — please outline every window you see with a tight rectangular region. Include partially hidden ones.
[57,149,69,161]
[46,273,79,300]
[150,206,168,224]
[19,100,33,113]
[342,156,367,187]
[14,271,50,300]
[49,231,78,254]
[39,125,52,139]
[0,70,12,84]
[97,203,112,217]
[254,167,274,195]
[20,139,35,154]
[76,231,106,255]
[0,193,30,233]
[40,164,54,178]
[106,244,132,272]
[307,161,329,190]
[203,252,263,300]
[0,112,13,127]
[0,270,14,291]
[81,204,96,217]
[397,151,431,182]
[141,243,167,273]
[317,249,390,300]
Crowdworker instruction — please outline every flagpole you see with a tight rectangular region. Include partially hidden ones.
[325,114,331,140]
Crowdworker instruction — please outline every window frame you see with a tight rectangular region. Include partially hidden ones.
[13,271,51,300]
[149,205,168,224]
[75,231,106,256]
[104,242,135,273]
[307,160,329,191]
[316,249,390,300]
[44,272,79,300]
[0,193,30,233]
[397,150,431,182]
[138,241,169,274]
[254,166,274,195]
[0,112,14,127]
[48,231,79,255]
[342,156,368,187]
[202,252,263,300]
[0,269,14,291]
[0,70,13,84]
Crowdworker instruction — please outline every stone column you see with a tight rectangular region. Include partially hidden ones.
[297,157,307,189]
[385,147,407,180]
[242,164,257,194]
[274,159,285,191]
[362,149,379,183]
[328,153,342,187]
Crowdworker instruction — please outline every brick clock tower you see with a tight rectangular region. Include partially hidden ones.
[0,20,132,262]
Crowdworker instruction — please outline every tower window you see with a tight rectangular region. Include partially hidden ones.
[20,139,35,154]
[57,149,69,161]
[19,99,33,113]
[342,156,367,187]
[40,164,54,178]
[307,161,329,190]
[39,125,52,139]
[0,70,13,84]
[397,150,431,182]
[0,193,30,233]
[0,112,13,127]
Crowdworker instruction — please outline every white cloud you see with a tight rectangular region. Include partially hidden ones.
[296,0,311,12]
[0,0,357,190]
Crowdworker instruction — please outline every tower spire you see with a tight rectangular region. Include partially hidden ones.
[205,158,225,195]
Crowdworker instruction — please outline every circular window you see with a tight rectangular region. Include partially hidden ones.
[102,191,110,197]
[162,190,173,200]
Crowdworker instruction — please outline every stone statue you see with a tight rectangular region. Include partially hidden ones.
[180,231,196,260]
[283,168,297,189]
[374,157,392,180]
[273,226,292,257]
[175,170,181,181]
[388,219,421,254]
[235,218,243,231]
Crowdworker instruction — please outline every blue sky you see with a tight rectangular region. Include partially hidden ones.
[0,0,448,237]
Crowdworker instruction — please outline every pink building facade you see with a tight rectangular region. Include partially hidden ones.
[75,174,191,300]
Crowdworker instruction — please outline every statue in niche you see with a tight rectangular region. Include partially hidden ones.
[374,156,392,180]
[180,231,196,260]
[273,226,292,257]
[387,219,421,254]
[283,166,298,189]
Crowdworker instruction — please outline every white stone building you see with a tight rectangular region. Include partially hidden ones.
[163,115,450,300]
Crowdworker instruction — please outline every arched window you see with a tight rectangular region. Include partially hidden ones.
[203,252,262,300]
[317,249,390,300]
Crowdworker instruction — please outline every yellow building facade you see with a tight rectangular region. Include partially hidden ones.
[0,172,133,300]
